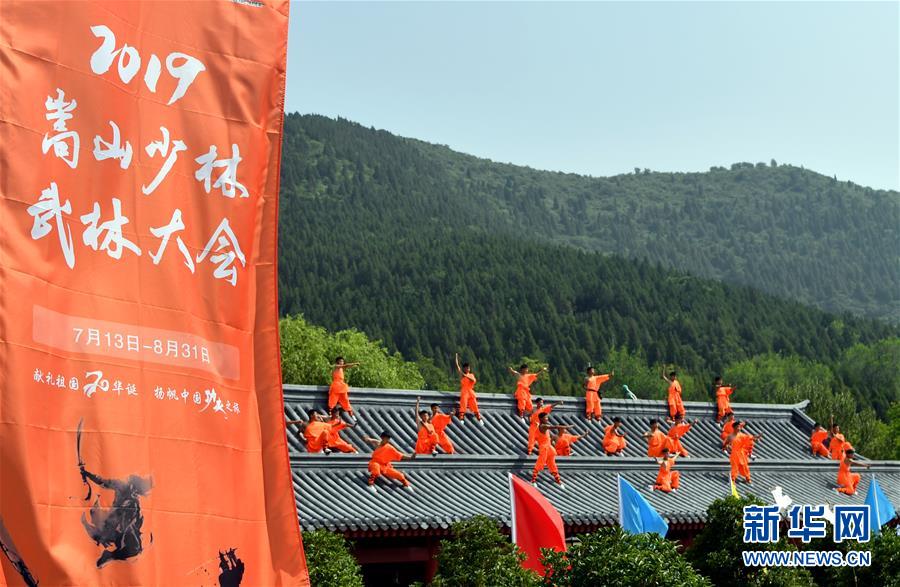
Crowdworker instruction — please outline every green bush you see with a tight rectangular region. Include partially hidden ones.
[302,530,364,587]
[540,527,710,587]
[429,516,538,587]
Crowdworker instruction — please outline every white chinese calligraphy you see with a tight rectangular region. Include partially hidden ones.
[142,126,186,195]
[196,219,245,286]
[81,198,142,259]
[93,121,133,169]
[27,182,76,268]
[194,144,249,199]
[41,89,80,168]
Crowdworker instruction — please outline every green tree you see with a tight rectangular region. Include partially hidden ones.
[429,516,538,587]
[540,527,710,587]
[302,530,364,587]
[280,315,425,390]
[688,497,814,586]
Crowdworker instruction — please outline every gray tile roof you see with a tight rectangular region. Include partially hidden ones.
[285,385,900,535]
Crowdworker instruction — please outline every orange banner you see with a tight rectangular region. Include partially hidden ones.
[0,1,308,585]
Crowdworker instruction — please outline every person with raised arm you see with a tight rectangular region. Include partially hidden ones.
[455,353,483,424]
[720,412,736,453]
[713,376,735,423]
[509,363,548,421]
[643,419,671,458]
[413,396,438,457]
[326,406,358,453]
[531,412,569,488]
[650,448,680,493]
[554,429,588,456]
[363,432,412,492]
[328,356,361,420]
[835,449,871,495]
[527,398,557,455]
[285,409,334,455]
[430,403,455,454]
[584,365,613,421]
[729,422,762,485]
[827,416,852,461]
[661,368,685,422]
[666,414,695,457]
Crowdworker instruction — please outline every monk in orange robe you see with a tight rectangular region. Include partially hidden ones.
[809,423,829,458]
[729,422,762,484]
[509,364,547,419]
[643,419,671,458]
[527,398,556,455]
[531,412,569,487]
[326,406,357,453]
[714,377,735,422]
[554,430,588,456]
[287,409,333,454]
[661,369,685,421]
[651,448,680,493]
[455,353,482,423]
[430,404,455,454]
[602,417,627,456]
[828,422,850,461]
[584,366,613,420]
[413,397,438,456]
[720,412,736,452]
[363,432,412,492]
[328,356,361,418]
[667,414,694,457]
[836,449,870,495]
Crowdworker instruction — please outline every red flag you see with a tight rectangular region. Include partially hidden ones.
[509,474,566,575]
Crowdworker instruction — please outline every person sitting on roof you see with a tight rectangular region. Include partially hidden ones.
[643,419,671,458]
[713,376,735,423]
[328,357,361,420]
[413,397,438,457]
[430,404,455,454]
[729,422,762,485]
[666,414,694,457]
[720,412,736,452]
[531,412,569,488]
[326,406,358,453]
[827,417,852,461]
[455,353,483,424]
[527,398,557,455]
[809,422,830,458]
[554,429,588,456]
[602,417,627,456]
[509,363,548,421]
[661,368,685,422]
[650,448,680,493]
[363,432,412,493]
[835,449,871,496]
[584,366,613,421]
[286,409,333,455]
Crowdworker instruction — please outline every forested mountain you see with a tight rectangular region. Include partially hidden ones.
[277,114,897,398]
[279,114,899,322]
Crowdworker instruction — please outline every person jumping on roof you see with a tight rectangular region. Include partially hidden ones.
[584,365,613,421]
[363,432,412,492]
[455,353,483,424]
[661,368,685,422]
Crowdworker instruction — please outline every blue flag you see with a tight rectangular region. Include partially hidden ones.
[865,477,897,533]
[617,475,668,537]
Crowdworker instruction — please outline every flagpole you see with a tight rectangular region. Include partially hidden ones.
[508,473,517,545]
[616,473,622,529]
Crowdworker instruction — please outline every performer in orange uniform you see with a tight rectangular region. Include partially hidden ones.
[455,353,482,424]
[413,397,438,456]
[720,412,736,452]
[667,414,694,457]
[531,412,569,487]
[729,422,762,484]
[809,423,830,458]
[326,406,358,453]
[509,364,548,420]
[527,398,556,455]
[554,430,588,456]
[836,449,870,495]
[286,409,334,454]
[328,356,361,419]
[714,377,735,422]
[661,369,685,421]
[430,404,455,454]
[363,432,412,492]
[643,419,671,458]
[584,366,613,421]
[602,417,627,456]
[828,419,850,461]
[650,448,680,493]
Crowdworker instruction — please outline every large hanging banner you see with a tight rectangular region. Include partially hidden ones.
[0,1,308,584]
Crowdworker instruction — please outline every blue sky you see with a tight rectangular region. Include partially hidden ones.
[285,1,899,190]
